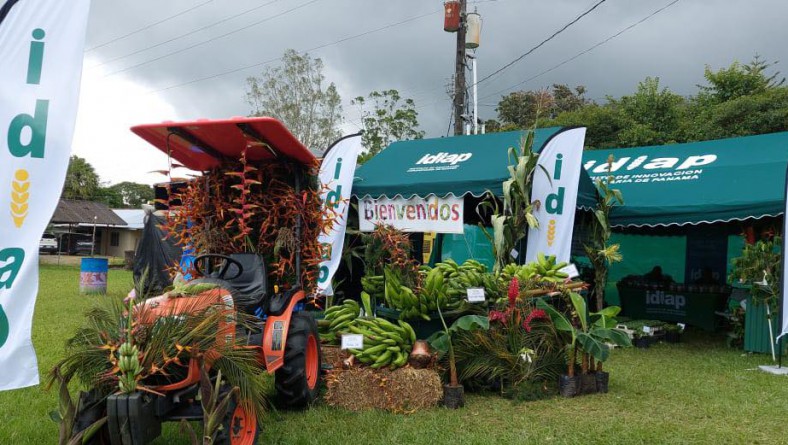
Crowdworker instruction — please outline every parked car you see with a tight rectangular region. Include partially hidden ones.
[39,233,58,254]
[70,239,94,256]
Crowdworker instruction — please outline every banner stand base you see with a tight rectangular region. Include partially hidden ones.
[757,365,788,375]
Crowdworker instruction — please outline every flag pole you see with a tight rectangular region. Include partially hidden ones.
[778,163,788,368]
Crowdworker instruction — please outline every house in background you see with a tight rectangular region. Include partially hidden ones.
[50,199,127,255]
[49,200,151,257]
[105,208,147,258]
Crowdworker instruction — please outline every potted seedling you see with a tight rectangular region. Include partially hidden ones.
[538,292,630,397]
[664,323,684,343]
[428,311,489,409]
[589,306,631,393]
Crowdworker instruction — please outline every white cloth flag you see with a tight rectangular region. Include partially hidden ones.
[778,164,788,345]
[525,127,587,265]
[316,134,362,295]
[0,0,92,390]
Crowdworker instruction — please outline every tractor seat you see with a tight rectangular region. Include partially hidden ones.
[195,253,268,312]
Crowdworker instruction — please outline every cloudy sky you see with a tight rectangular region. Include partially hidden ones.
[70,0,788,185]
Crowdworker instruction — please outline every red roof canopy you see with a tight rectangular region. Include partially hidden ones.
[131,117,315,171]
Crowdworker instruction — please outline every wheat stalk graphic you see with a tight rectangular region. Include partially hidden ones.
[11,169,30,228]
[547,219,556,247]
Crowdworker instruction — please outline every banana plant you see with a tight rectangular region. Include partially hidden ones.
[537,292,630,377]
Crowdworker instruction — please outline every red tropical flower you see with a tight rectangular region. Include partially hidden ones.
[508,277,519,308]
[523,309,548,333]
[489,310,507,324]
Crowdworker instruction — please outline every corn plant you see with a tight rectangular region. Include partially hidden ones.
[479,131,546,273]
[583,155,624,311]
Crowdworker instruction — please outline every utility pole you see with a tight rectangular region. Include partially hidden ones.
[452,0,467,136]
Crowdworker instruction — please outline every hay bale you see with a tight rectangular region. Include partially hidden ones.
[321,345,346,367]
[324,366,442,413]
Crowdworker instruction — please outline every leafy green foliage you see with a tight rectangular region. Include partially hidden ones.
[63,155,100,201]
[730,234,781,308]
[352,89,425,162]
[494,84,587,129]
[103,182,154,208]
[245,49,343,150]
[478,131,543,273]
[583,157,624,311]
[538,56,788,148]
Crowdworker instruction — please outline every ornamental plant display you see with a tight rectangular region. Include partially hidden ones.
[48,297,269,439]
[160,150,332,294]
[453,278,566,400]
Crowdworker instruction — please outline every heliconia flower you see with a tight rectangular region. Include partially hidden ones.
[489,310,507,324]
[508,277,519,308]
[523,309,548,332]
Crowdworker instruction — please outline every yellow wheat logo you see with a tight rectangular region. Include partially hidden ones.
[11,169,30,228]
[546,219,556,247]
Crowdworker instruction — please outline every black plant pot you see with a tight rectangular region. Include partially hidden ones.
[558,374,580,398]
[665,331,682,343]
[580,373,597,395]
[443,384,465,409]
[634,337,650,349]
[595,371,610,393]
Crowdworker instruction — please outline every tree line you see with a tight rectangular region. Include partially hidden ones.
[62,155,153,208]
[485,56,787,149]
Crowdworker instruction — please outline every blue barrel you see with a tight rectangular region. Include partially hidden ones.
[80,258,108,294]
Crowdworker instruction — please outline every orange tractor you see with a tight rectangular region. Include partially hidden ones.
[72,118,324,444]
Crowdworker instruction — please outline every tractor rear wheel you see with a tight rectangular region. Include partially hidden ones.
[274,312,322,409]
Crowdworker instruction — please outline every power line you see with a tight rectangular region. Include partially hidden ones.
[85,0,216,52]
[479,0,682,101]
[103,0,320,77]
[475,0,608,87]
[143,8,440,95]
[89,0,283,69]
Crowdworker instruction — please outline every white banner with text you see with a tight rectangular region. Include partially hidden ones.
[317,134,362,295]
[525,127,586,265]
[360,195,464,234]
[0,0,92,390]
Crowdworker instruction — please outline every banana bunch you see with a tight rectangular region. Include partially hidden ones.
[383,269,432,320]
[361,275,384,302]
[436,259,501,305]
[347,317,416,370]
[500,262,538,283]
[117,341,142,393]
[318,299,361,343]
[533,252,569,282]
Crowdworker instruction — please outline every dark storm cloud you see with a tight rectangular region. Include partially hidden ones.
[83,0,788,138]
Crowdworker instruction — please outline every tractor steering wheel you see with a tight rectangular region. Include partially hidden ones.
[193,254,244,281]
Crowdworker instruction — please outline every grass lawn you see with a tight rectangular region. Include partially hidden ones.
[2,265,787,444]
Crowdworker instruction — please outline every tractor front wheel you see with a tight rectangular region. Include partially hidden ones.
[214,395,259,445]
[73,389,111,445]
[274,312,322,409]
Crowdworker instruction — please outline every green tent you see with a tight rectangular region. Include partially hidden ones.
[583,132,788,227]
[353,128,598,207]
[583,132,788,314]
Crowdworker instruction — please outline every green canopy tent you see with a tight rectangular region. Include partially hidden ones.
[352,128,599,267]
[354,128,597,206]
[582,131,788,333]
[583,131,788,227]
